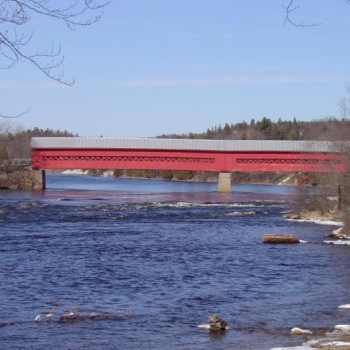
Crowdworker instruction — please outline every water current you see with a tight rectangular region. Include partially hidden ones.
[1,174,349,350]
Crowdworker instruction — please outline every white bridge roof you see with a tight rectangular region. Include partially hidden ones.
[30,137,339,153]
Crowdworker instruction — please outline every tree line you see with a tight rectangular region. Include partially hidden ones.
[158,116,350,143]
[0,124,77,159]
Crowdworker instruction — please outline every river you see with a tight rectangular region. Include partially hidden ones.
[0,174,349,350]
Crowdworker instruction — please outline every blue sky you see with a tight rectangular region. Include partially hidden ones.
[2,1,350,137]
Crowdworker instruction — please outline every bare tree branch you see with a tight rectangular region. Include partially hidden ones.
[0,108,30,119]
[0,0,109,86]
[283,0,321,27]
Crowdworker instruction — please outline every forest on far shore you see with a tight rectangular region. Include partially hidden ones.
[157,116,350,142]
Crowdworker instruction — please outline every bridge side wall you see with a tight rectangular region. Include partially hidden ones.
[31,149,345,173]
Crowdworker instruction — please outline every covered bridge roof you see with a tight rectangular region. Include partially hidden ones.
[30,137,339,153]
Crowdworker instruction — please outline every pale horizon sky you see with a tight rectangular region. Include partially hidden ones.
[2,1,350,137]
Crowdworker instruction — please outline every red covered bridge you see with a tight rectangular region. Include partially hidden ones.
[30,137,345,191]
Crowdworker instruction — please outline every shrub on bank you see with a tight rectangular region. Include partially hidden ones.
[173,170,193,181]
[160,170,173,180]
[113,169,123,177]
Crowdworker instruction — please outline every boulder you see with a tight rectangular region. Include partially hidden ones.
[262,234,300,244]
[207,315,229,330]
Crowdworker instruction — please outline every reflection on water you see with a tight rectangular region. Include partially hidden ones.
[37,174,311,204]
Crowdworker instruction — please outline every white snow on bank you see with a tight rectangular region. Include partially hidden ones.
[335,324,350,331]
[278,175,293,185]
[333,227,343,235]
[61,170,114,177]
[270,323,350,349]
[312,219,343,226]
[62,169,89,175]
[324,240,350,245]
[289,217,347,245]
[314,220,343,227]
[271,341,350,350]
[102,171,114,177]
[270,346,312,350]
[290,328,312,335]
[287,218,343,226]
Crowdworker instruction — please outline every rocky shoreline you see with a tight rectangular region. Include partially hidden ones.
[271,318,350,350]
[270,213,350,350]
[285,210,349,240]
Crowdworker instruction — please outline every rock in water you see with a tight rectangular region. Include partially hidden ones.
[262,234,300,244]
[208,315,229,330]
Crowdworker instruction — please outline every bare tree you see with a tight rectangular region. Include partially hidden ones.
[0,121,31,188]
[283,2,350,231]
[335,88,350,231]
[0,0,109,90]
[339,85,350,120]
[283,0,349,27]
[0,2,109,186]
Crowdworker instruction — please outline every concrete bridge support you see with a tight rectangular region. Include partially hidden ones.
[28,169,45,190]
[218,172,231,192]
[27,169,45,190]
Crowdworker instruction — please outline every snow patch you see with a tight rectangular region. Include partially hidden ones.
[270,346,313,350]
[334,324,350,331]
[102,171,114,177]
[290,327,313,335]
[278,175,293,185]
[62,169,89,175]
[288,218,343,226]
[324,240,350,245]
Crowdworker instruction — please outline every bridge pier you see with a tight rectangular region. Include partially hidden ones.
[218,172,231,192]
[41,170,46,190]
[29,170,46,190]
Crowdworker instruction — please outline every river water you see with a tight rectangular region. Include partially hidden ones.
[0,174,349,350]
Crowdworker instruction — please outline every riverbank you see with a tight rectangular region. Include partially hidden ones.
[285,208,350,239]
[0,167,43,190]
[270,319,350,349]
[270,213,350,350]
